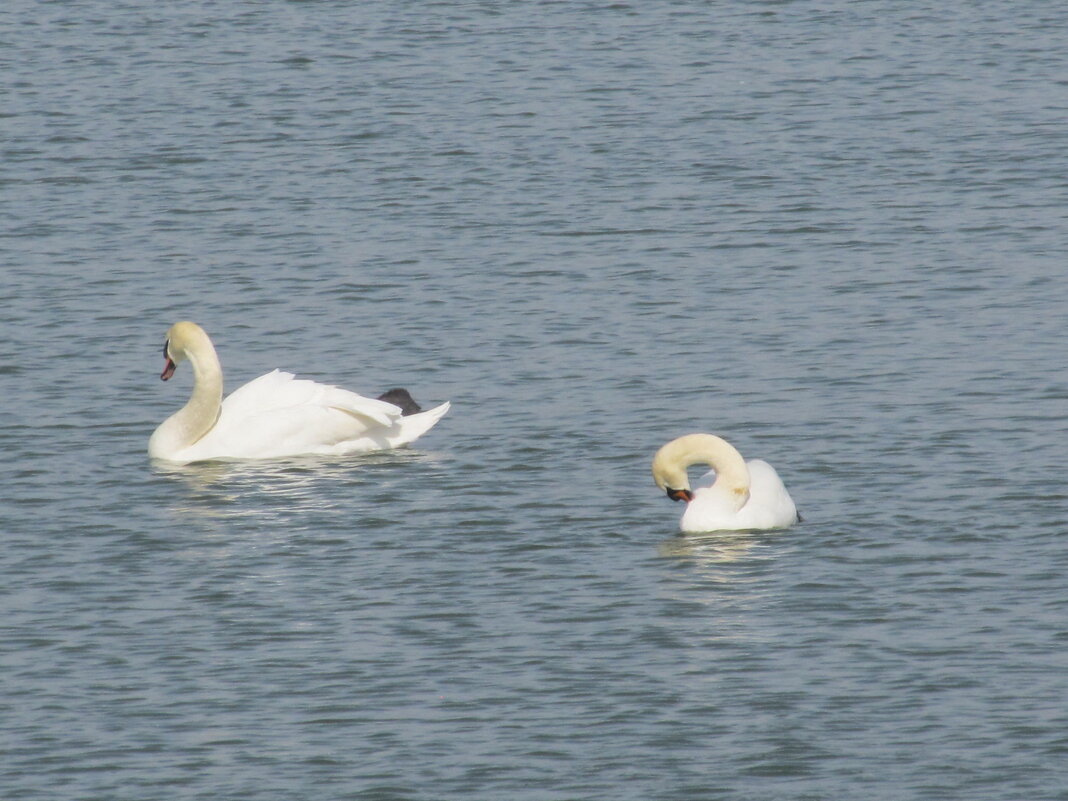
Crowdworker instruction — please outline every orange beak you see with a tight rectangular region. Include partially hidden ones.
[161,357,177,381]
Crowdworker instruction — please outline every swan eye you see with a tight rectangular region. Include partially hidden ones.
[163,340,170,358]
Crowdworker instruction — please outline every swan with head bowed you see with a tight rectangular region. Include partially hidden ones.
[148,321,450,464]
[652,433,798,533]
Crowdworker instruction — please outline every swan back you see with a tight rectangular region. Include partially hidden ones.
[680,459,797,532]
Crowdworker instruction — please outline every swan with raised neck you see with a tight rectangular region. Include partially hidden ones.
[148,321,450,464]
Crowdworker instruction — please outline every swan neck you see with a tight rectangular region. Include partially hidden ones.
[189,350,223,420]
[168,339,223,448]
[655,434,751,507]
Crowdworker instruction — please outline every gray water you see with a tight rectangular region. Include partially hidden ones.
[3,1,1068,799]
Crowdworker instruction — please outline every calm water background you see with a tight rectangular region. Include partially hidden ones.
[3,1,1068,799]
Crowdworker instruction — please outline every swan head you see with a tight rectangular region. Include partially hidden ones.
[652,438,697,503]
[159,321,212,381]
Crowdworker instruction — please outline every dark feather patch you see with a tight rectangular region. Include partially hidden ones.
[377,388,422,416]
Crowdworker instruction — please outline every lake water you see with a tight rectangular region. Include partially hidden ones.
[3,1,1068,799]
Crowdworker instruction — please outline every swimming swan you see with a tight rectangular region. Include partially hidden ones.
[148,321,450,464]
[652,433,797,533]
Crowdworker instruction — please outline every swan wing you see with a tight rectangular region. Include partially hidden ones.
[178,370,411,460]
[739,459,798,528]
[222,370,402,428]
[681,460,797,532]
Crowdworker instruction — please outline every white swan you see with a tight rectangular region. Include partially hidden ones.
[651,433,798,533]
[148,321,450,464]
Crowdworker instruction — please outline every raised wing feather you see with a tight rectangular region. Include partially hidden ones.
[222,370,401,428]
[179,369,410,460]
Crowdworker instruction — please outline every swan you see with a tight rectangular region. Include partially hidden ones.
[651,433,798,533]
[148,321,450,464]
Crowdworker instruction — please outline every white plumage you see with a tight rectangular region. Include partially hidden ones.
[148,322,449,464]
[652,433,798,533]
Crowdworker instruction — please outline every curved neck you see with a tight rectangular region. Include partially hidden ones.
[156,340,223,453]
[180,345,223,443]
[655,433,751,504]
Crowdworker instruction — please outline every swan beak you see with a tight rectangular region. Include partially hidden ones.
[666,487,694,503]
[161,357,177,381]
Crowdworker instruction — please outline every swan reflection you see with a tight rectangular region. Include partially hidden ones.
[154,449,440,521]
[657,530,769,565]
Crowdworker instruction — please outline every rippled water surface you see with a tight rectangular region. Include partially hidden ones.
[4,2,1068,799]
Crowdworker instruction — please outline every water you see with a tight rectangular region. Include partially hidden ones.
[3,1,1068,798]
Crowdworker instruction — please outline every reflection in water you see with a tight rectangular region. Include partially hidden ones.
[657,530,767,565]
[153,450,442,522]
[655,531,782,644]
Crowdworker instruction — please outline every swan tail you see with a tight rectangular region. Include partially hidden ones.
[389,401,450,447]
